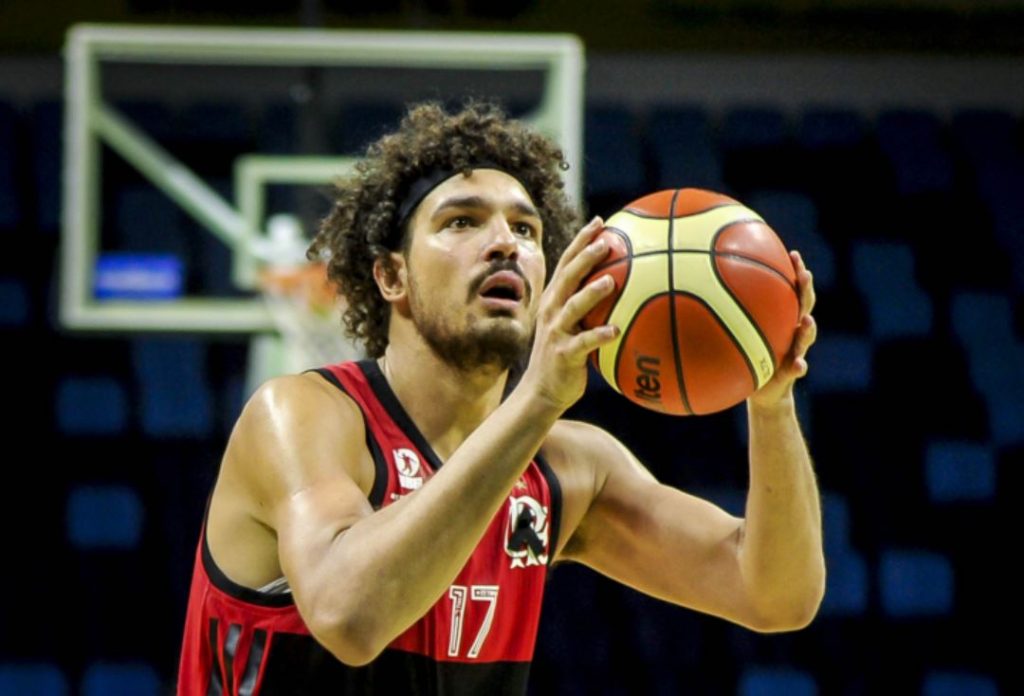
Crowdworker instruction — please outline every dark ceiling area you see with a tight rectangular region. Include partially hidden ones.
[2,0,1024,55]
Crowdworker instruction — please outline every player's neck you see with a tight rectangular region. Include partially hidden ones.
[377,339,509,461]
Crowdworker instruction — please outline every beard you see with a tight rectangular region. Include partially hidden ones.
[407,274,532,375]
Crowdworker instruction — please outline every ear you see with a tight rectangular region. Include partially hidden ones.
[373,252,408,305]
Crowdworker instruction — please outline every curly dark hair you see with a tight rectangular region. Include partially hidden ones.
[308,100,580,358]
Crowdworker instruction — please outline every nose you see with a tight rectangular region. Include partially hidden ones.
[482,216,519,262]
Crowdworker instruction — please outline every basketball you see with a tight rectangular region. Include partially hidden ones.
[581,189,800,415]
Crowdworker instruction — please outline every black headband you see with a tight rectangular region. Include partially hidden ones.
[389,161,529,247]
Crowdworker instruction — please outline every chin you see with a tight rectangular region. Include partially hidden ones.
[429,321,530,374]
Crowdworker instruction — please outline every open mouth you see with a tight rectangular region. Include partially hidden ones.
[478,271,525,304]
[481,286,521,301]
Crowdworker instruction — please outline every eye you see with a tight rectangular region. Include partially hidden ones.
[512,221,537,238]
[446,215,475,229]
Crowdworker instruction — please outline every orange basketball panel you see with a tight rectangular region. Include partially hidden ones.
[624,190,676,218]
[715,256,800,369]
[581,229,632,330]
[582,259,630,329]
[675,294,757,414]
[714,221,796,283]
[672,188,741,217]
[624,188,739,219]
[615,294,688,415]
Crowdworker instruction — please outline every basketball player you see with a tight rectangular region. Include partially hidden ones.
[178,101,824,695]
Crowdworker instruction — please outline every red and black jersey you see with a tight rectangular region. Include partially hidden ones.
[177,360,562,695]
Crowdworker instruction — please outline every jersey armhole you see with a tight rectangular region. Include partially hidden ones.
[534,453,562,568]
[306,367,390,508]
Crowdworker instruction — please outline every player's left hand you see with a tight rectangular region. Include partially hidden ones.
[748,250,817,409]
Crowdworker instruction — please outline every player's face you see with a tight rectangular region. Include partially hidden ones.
[402,169,546,372]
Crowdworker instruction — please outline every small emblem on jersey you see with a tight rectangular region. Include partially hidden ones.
[505,495,550,569]
[394,448,423,490]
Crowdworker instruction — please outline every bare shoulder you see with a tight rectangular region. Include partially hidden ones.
[221,371,373,520]
[208,371,375,588]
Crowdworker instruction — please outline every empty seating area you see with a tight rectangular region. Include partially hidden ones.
[0,82,1019,694]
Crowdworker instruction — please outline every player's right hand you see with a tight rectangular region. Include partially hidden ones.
[519,216,620,413]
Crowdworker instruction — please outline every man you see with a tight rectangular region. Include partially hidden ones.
[178,101,824,695]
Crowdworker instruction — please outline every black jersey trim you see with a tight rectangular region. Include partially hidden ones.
[259,637,533,695]
[534,453,562,567]
[308,367,390,507]
[207,618,224,696]
[666,188,694,416]
[358,359,447,473]
[201,527,295,608]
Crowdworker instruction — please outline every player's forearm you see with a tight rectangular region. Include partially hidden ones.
[309,385,562,663]
[739,395,825,630]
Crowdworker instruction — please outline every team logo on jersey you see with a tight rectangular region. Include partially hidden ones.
[505,495,549,569]
[394,448,423,490]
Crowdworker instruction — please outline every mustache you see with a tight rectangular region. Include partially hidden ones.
[467,259,532,303]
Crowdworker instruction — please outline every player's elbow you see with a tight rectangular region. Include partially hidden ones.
[307,603,388,667]
[751,607,818,634]
[748,586,825,633]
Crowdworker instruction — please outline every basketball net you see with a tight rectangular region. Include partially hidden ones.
[250,215,362,389]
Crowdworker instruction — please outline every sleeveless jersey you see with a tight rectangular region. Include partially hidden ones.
[177,360,562,695]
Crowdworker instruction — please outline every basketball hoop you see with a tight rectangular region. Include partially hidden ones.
[258,260,361,376]
[248,214,361,378]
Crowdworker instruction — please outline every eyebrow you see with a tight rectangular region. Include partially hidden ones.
[430,195,541,220]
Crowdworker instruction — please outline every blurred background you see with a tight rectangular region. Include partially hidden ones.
[1,1,1021,694]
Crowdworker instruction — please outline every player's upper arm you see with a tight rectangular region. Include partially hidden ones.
[233,372,375,616]
[556,422,773,632]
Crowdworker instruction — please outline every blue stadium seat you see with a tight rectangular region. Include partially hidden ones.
[0,277,29,327]
[821,548,868,617]
[0,102,21,230]
[878,549,954,617]
[132,338,214,439]
[969,360,1024,445]
[851,242,933,339]
[921,670,999,696]
[646,105,724,191]
[951,292,1024,444]
[585,105,646,199]
[67,484,144,549]
[798,108,865,150]
[0,663,69,695]
[925,441,996,503]
[950,291,1016,350]
[721,106,797,192]
[822,491,851,553]
[796,108,878,215]
[30,100,62,231]
[81,661,161,696]
[746,191,835,291]
[805,334,873,393]
[876,110,954,196]
[55,375,129,436]
[721,107,787,151]
[975,162,1024,294]
[737,667,818,696]
[951,109,1017,170]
